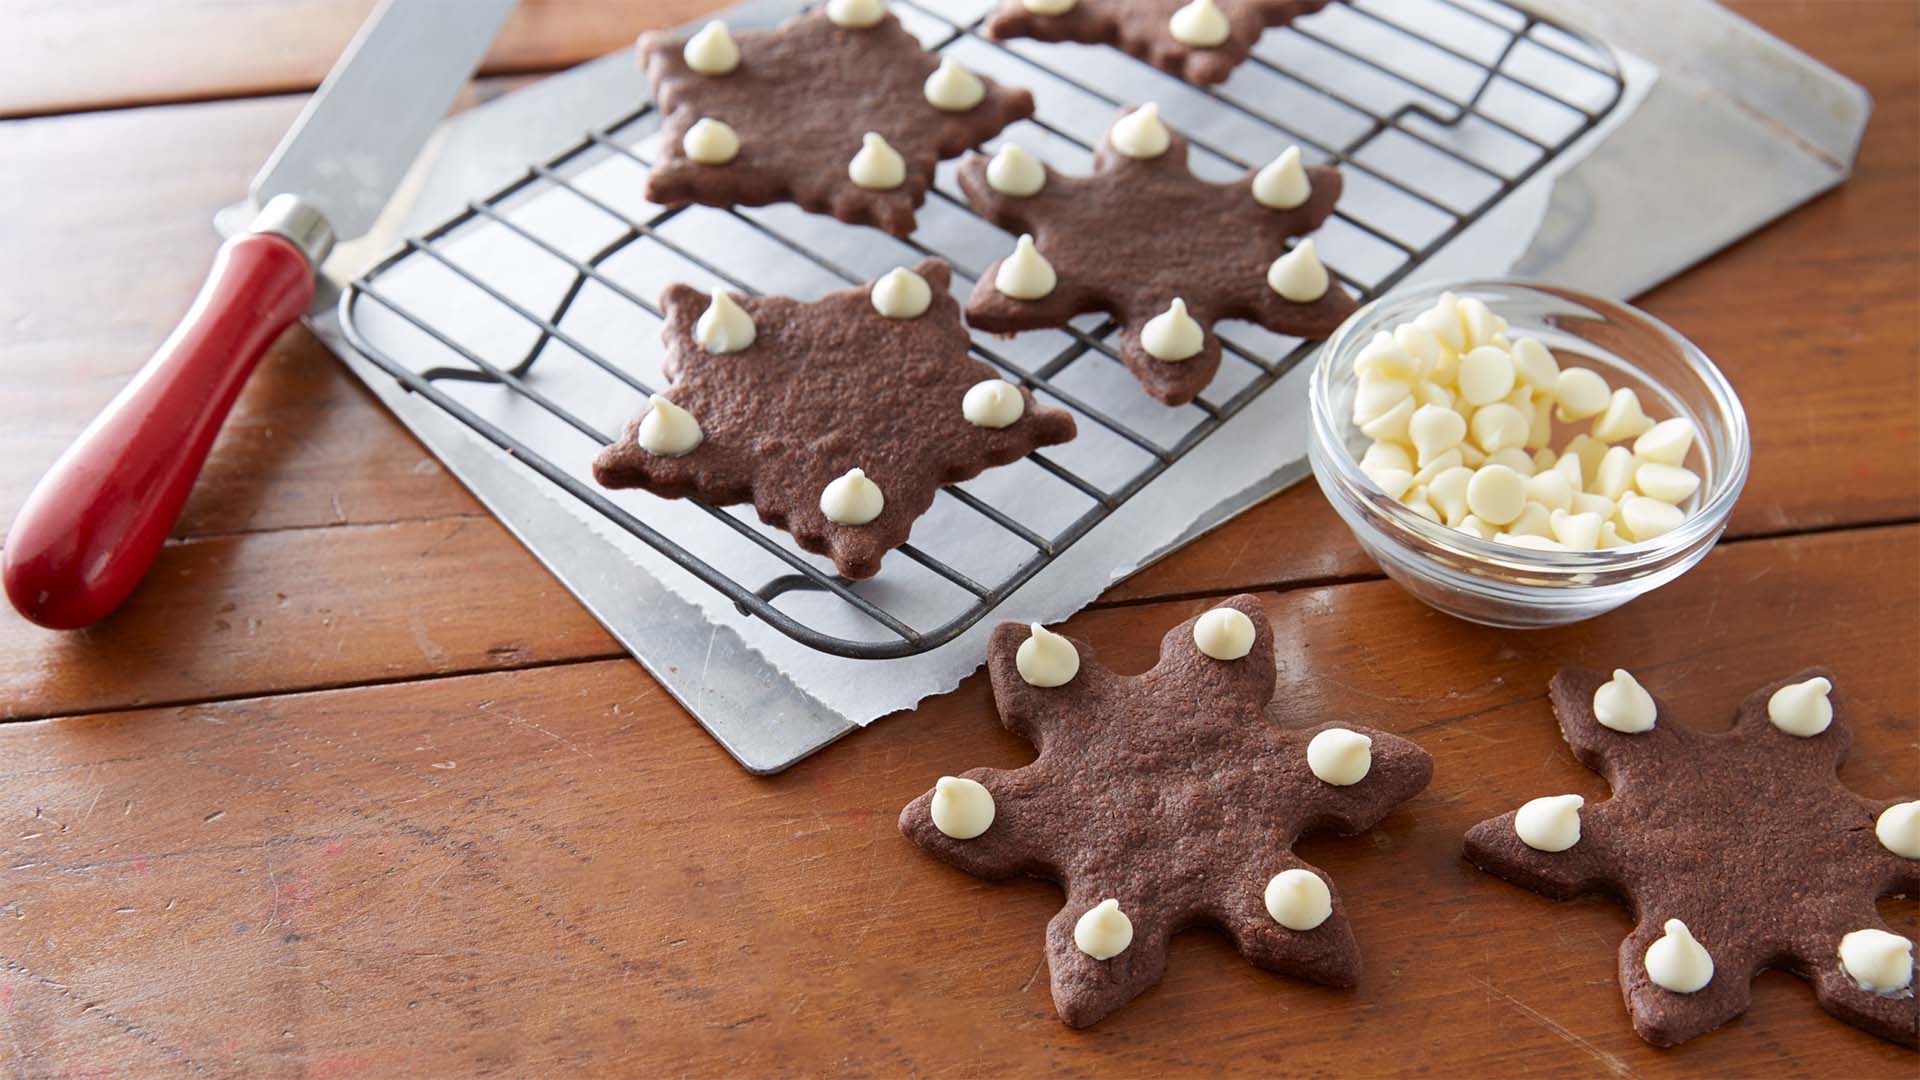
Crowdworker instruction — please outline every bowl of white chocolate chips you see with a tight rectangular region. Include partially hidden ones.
[1309,280,1750,627]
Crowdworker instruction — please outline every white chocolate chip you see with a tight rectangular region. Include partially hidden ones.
[1395,323,1446,372]
[1597,521,1625,549]
[1412,380,1452,409]
[1635,462,1701,505]
[1074,899,1133,959]
[1553,367,1610,421]
[1457,297,1507,349]
[1465,464,1527,526]
[1875,801,1920,859]
[1645,919,1714,993]
[1021,0,1076,12]
[1418,294,1468,352]
[1412,450,1465,489]
[1409,404,1466,467]
[1142,298,1205,362]
[1264,869,1332,931]
[1110,102,1171,159]
[848,131,906,189]
[1510,336,1559,389]
[1571,491,1615,519]
[1401,486,1440,522]
[1352,371,1412,426]
[1506,502,1552,540]
[1266,239,1330,303]
[1426,466,1473,525]
[1168,0,1231,46]
[1458,346,1517,406]
[994,234,1056,300]
[1592,386,1656,443]
[1359,442,1412,476]
[682,21,740,75]
[820,468,884,525]
[923,56,985,112]
[870,266,932,319]
[636,394,703,457]
[930,776,995,839]
[962,379,1025,429]
[1016,623,1079,687]
[1633,417,1696,466]
[1838,929,1914,993]
[1766,676,1833,737]
[1359,396,1415,445]
[1593,446,1639,501]
[1457,515,1495,540]
[682,117,740,164]
[986,144,1046,197]
[1514,794,1584,852]
[695,288,756,353]
[1593,669,1656,733]
[1252,145,1312,210]
[1552,451,1584,492]
[1366,468,1412,501]
[1549,509,1604,551]
[1563,433,1609,484]
[1619,493,1685,541]
[1485,446,1535,477]
[825,0,887,29]
[1355,332,1424,381]
[1193,607,1256,660]
[1524,469,1573,513]
[1532,447,1558,473]
[1306,728,1372,786]
[1470,403,1529,455]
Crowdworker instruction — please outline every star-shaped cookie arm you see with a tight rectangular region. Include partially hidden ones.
[590,283,758,500]
[1462,801,1619,902]
[1546,668,1700,782]
[1614,912,1762,1048]
[1860,796,1920,896]
[1201,855,1363,987]
[1044,885,1175,1028]
[983,622,1122,749]
[1275,723,1434,837]
[1136,593,1277,713]
[898,764,1067,882]
[1723,666,1856,773]
[1803,913,1920,1049]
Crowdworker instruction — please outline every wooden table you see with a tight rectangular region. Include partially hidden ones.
[2,2,1915,1075]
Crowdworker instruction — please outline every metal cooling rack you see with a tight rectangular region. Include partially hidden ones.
[339,0,1623,660]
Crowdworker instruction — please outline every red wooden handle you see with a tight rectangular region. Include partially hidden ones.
[4,231,314,629]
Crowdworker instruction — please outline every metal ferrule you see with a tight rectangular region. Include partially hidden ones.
[249,193,336,269]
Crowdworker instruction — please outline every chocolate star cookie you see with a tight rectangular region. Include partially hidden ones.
[899,595,1432,1027]
[987,0,1339,87]
[638,9,1034,237]
[592,259,1076,580]
[1466,667,1920,1048]
[959,105,1356,406]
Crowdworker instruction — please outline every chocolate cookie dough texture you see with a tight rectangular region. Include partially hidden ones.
[591,260,1076,580]
[638,9,1035,237]
[1466,668,1920,1048]
[961,105,1356,406]
[987,0,1341,86]
[900,595,1432,1027]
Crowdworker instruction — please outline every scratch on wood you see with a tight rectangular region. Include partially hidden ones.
[1477,976,1632,1077]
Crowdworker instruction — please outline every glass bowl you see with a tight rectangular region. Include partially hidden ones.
[1308,279,1750,628]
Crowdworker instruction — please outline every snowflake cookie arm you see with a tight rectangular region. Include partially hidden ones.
[898,764,1068,882]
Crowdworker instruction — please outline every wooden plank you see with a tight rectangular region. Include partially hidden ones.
[0,517,620,721]
[0,0,721,119]
[0,525,1911,1076]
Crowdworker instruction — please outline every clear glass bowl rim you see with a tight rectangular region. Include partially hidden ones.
[1308,277,1752,580]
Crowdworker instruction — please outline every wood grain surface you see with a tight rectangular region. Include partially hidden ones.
[1,0,1916,1076]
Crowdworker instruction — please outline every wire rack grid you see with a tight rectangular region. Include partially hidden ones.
[338,0,1624,660]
